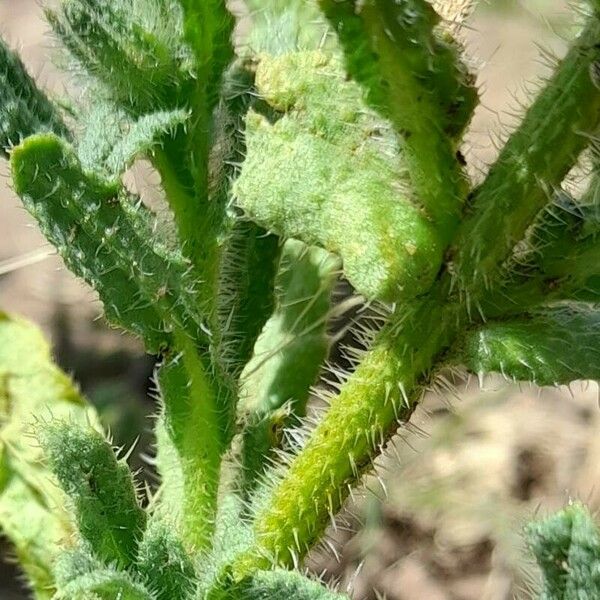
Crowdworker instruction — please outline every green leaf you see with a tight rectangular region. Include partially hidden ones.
[234,51,444,301]
[452,14,600,293]
[318,0,475,235]
[527,502,600,599]
[212,66,282,379]
[479,189,600,315]
[457,304,600,385]
[105,109,189,176]
[10,133,208,353]
[218,223,281,378]
[516,193,600,305]
[75,100,189,178]
[319,0,476,140]
[135,519,196,600]
[0,313,99,598]
[196,493,254,598]
[0,37,69,155]
[75,99,129,173]
[46,0,194,115]
[55,568,155,600]
[175,0,234,108]
[39,422,146,568]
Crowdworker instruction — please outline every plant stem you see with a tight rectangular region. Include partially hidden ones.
[234,294,460,572]
[157,331,228,550]
[451,17,600,294]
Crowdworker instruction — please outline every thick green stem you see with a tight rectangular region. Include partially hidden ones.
[234,296,460,572]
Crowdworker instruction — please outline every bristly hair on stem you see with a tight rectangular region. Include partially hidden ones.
[2,1,600,598]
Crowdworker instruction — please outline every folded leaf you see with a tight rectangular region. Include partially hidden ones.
[11,133,207,353]
[235,51,444,301]
[39,422,146,567]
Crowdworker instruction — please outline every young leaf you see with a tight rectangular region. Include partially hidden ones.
[104,109,189,177]
[0,37,69,155]
[244,0,329,54]
[46,0,195,115]
[39,421,147,567]
[74,98,189,179]
[527,502,600,599]
[235,51,445,301]
[0,313,99,599]
[53,544,100,588]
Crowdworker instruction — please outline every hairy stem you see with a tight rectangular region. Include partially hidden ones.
[235,296,459,571]
[319,0,475,239]
[451,16,600,294]
[156,331,229,550]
